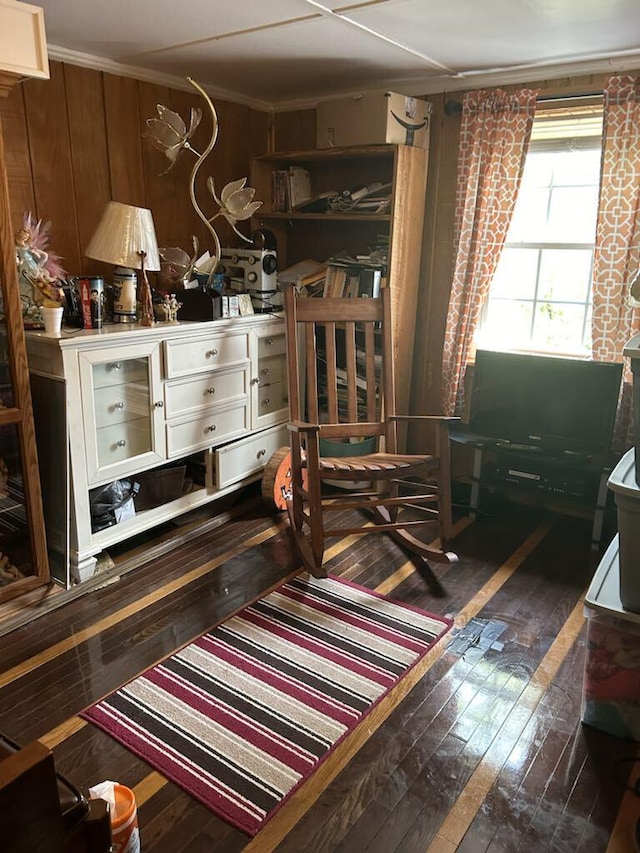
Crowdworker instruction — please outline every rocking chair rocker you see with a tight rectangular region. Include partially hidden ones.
[277,283,458,590]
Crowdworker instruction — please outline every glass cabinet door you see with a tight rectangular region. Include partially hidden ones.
[0,418,41,601]
[0,89,51,603]
[252,327,289,430]
[79,342,166,486]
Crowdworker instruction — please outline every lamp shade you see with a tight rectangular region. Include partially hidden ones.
[86,202,161,271]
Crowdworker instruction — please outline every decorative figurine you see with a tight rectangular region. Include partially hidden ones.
[168,293,181,323]
[14,213,65,325]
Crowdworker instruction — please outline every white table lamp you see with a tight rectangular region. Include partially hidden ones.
[86,202,160,325]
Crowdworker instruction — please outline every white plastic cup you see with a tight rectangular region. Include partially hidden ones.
[41,304,64,335]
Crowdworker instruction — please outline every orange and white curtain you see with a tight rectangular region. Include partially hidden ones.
[441,88,538,416]
[592,75,640,446]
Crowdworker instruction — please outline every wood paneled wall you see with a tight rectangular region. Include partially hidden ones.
[5,59,633,443]
[0,61,272,281]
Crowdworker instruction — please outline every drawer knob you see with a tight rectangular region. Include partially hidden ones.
[261,368,270,376]
[116,439,126,448]
[206,424,217,432]
[114,401,125,411]
[257,448,267,459]
[154,400,164,408]
[207,387,216,395]
[206,348,218,358]
[265,338,273,346]
[252,377,260,386]
[262,398,270,407]
[110,362,122,370]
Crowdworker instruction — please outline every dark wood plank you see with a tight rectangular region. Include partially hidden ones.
[103,73,146,207]
[22,61,81,275]
[63,64,112,277]
[0,82,35,229]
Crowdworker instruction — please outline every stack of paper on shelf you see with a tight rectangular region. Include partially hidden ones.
[277,259,328,297]
[288,167,312,210]
[327,182,392,214]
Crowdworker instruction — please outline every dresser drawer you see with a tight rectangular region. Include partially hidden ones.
[216,423,289,489]
[94,383,150,427]
[166,404,249,457]
[164,333,249,378]
[165,367,247,418]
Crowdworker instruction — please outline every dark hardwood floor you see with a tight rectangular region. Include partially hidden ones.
[0,488,638,852]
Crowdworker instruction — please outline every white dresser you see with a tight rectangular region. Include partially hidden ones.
[26,315,288,586]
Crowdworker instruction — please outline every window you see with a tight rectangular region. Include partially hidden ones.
[475,104,603,357]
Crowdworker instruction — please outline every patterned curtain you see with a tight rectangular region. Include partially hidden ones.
[592,75,640,448]
[441,88,538,415]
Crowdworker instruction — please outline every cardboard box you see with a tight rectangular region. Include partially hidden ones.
[317,92,431,149]
[582,535,640,740]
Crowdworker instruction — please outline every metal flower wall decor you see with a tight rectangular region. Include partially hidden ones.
[145,77,261,270]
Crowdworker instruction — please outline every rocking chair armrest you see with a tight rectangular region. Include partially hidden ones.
[288,420,321,434]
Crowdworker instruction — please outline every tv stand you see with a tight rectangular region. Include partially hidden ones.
[451,428,614,548]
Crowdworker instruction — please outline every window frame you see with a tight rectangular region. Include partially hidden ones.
[476,113,603,358]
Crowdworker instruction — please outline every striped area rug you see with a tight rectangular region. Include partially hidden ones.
[81,574,452,836]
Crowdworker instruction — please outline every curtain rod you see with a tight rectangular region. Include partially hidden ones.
[538,92,602,103]
[444,91,602,115]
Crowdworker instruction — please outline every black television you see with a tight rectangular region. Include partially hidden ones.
[468,350,623,456]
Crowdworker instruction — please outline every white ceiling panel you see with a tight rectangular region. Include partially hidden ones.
[130,16,442,104]
[36,0,318,58]
[34,0,640,108]
[345,0,640,72]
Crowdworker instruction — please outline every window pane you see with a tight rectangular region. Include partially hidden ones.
[547,186,599,241]
[550,148,602,185]
[521,152,554,187]
[491,248,539,299]
[508,187,550,242]
[475,115,601,358]
[531,302,589,354]
[479,299,533,349]
[537,249,592,302]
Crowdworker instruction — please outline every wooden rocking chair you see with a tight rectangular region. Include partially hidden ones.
[279,283,458,590]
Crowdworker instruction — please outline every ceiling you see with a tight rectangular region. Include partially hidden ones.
[37,0,640,110]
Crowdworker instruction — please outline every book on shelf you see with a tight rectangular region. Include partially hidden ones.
[291,191,336,213]
[271,170,289,213]
[321,259,383,299]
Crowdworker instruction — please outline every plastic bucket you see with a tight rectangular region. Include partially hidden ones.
[111,783,141,853]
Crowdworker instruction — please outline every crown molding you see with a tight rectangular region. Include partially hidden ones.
[415,52,640,96]
[272,53,640,111]
[46,43,640,114]
[46,44,272,112]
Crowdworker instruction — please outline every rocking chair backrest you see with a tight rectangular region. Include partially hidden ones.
[284,285,399,452]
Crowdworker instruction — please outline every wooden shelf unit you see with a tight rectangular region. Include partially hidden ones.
[250,143,429,423]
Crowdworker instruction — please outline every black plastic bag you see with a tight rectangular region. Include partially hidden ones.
[89,478,140,532]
